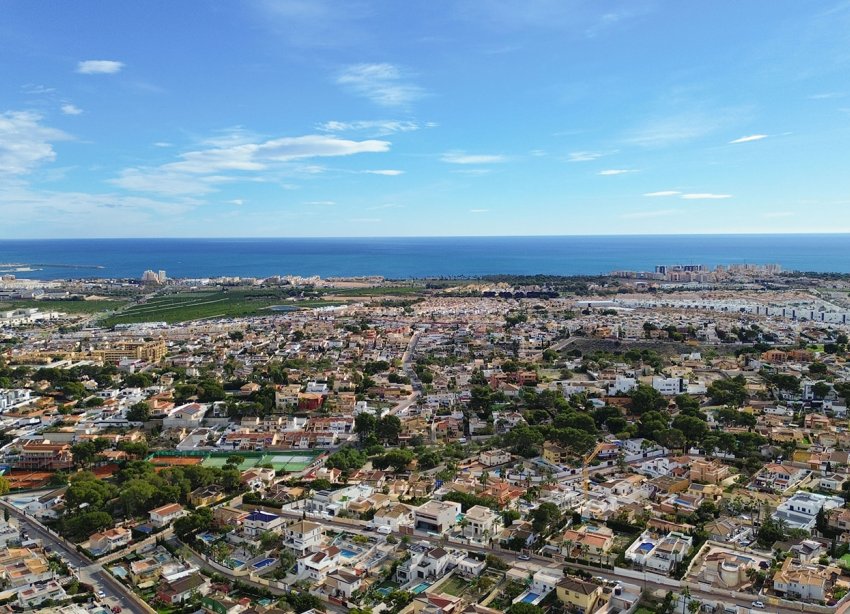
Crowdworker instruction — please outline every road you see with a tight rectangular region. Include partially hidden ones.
[2,501,152,614]
[276,504,806,614]
[392,329,423,415]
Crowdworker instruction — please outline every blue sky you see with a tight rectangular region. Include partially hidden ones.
[1,1,849,238]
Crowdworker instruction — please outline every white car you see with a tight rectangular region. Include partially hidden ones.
[376,526,392,535]
[751,601,765,609]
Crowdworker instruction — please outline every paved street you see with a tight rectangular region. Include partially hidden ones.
[2,501,151,614]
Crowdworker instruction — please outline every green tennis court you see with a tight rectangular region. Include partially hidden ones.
[259,453,318,472]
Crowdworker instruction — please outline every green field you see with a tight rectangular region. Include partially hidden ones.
[322,285,427,297]
[100,290,342,326]
[0,299,128,314]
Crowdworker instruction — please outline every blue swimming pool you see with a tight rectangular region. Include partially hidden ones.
[412,582,431,594]
[341,549,358,558]
[638,542,654,553]
[522,593,540,604]
[228,558,246,568]
[253,558,275,569]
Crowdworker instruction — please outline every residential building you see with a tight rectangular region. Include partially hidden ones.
[243,510,285,537]
[462,505,500,544]
[283,520,323,556]
[157,574,211,605]
[149,503,187,528]
[414,500,462,533]
[556,576,602,614]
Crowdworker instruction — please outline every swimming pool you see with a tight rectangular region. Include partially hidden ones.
[638,542,654,553]
[340,549,358,558]
[253,558,275,569]
[227,558,246,568]
[522,593,540,604]
[412,582,431,594]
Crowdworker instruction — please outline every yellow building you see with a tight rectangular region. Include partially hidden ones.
[556,576,601,613]
[543,442,572,465]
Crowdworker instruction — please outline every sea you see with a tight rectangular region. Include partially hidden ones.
[0,235,848,280]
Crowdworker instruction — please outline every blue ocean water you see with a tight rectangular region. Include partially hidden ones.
[0,235,847,280]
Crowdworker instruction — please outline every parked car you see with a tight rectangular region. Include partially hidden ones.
[751,601,765,609]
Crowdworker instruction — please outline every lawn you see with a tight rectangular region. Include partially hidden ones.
[437,576,468,597]
[100,289,341,325]
[841,553,850,567]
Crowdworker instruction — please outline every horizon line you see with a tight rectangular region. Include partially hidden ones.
[3,231,850,241]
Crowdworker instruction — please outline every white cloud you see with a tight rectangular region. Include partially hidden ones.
[643,190,680,197]
[304,200,336,206]
[681,193,732,200]
[441,152,506,164]
[368,203,403,210]
[113,133,390,195]
[626,108,747,147]
[153,142,173,148]
[621,209,678,219]
[729,134,768,144]
[362,169,404,175]
[598,169,635,176]
[337,63,425,107]
[808,92,845,100]
[317,119,422,136]
[470,208,489,213]
[451,169,492,175]
[0,111,70,175]
[76,60,124,75]
[228,199,245,206]
[568,151,603,162]
[60,104,83,116]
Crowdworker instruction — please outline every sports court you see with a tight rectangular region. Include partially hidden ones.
[147,450,323,472]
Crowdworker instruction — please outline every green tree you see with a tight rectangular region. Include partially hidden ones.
[630,384,666,415]
[376,415,402,443]
[530,502,561,535]
[126,401,151,422]
[707,376,748,406]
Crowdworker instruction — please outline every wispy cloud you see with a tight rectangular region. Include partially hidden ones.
[626,108,747,148]
[729,134,768,144]
[76,60,124,75]
[113,133,391,196]
[362,169,404,175]
[644,190,680,197]
[317,119,422,136]
[763,211,794,218]
[368,203,403,210]
[621,209,678,219]
[808,92,845,100]
[681,193,732,200]
[304,200,335,206]
[21,84,56,95]
[0,111,70,175]
[451,169,492,176]
[469,208,489,213]
[598,169,636,176]
[568,151,603,162]
[337,63,425,107]
[441,152,506,164]
[228,199,245,206]
[60,104,83,116]
[349,217,381,223]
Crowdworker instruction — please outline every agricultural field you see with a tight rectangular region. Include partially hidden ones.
[100,289,341,326]
[0,299,128,314]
